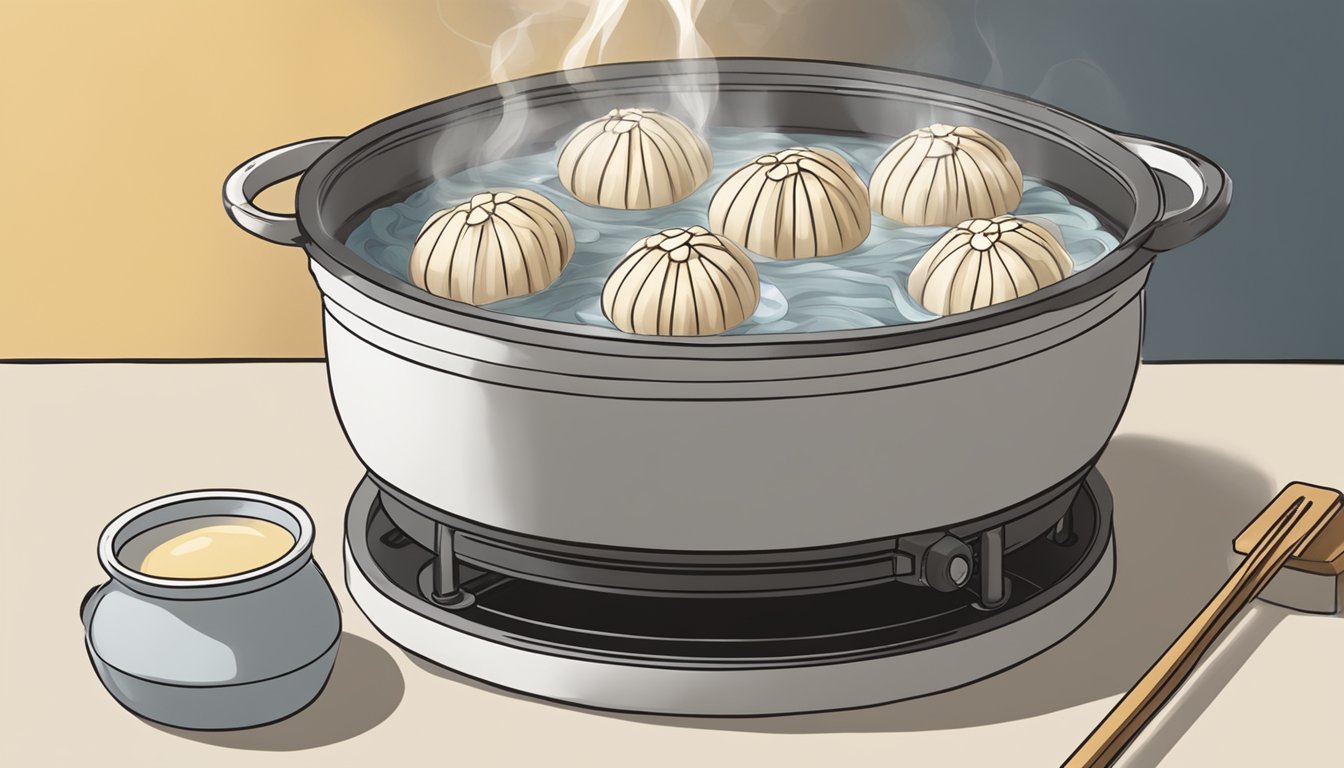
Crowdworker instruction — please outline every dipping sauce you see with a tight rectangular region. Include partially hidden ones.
[125,516,295,579]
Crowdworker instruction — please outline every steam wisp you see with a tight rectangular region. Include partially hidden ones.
[435,0,717,175]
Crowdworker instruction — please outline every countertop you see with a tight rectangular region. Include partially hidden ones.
[3,362,1340,767]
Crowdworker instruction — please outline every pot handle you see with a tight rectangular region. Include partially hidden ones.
[1119,133,1231,253]
[223,138,342,246]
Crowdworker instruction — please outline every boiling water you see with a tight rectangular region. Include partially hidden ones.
[346,128,1119,334]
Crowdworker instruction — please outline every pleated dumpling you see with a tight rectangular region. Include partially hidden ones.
[870,124,1023,226]
[409,190,575,305]
[709,147,871,260]
[601,226,760,336]
[908,215,1072,316]
[557,108,712,209]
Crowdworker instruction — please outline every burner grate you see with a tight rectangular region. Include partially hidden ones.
[349,471,1110,668]
[372,465,1090,599]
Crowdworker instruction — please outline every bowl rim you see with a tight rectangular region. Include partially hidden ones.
[296,57,1166,359]
[97,490,316,599]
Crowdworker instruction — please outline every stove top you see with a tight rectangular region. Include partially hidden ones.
[344,471,1115,715]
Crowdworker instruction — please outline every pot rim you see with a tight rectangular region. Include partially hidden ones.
[296,57,1168,359]
[97,490,315,600]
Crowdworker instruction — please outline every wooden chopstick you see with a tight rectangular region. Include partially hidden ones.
[1063,491,1335,768]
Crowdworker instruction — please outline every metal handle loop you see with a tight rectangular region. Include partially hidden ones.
[222,138,342,246]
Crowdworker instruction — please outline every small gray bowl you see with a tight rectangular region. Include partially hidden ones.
[81,490,342,730]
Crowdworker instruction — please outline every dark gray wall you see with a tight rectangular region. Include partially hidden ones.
[766,0,1342,360]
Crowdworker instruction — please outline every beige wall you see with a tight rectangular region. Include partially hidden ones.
[1,0,924,359]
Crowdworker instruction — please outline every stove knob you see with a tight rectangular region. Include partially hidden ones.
[897,533,974,592]
[924,535,974,592]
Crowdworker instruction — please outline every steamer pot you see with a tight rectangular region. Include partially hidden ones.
[224,58,1229,551]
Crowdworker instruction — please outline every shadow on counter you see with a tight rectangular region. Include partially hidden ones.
[152,633,404,750]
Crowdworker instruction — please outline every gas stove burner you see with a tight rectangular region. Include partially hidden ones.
[369,466,1091,599]
[344,471,1114,715]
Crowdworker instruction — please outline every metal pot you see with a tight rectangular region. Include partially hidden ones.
[224,58,1229,551]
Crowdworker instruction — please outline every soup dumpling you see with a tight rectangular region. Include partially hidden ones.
[602,226,760,336]
[410,190,575,305]
[558,108,712,209]
[870,124,1023,226]
[709,147,871,260]
[908,215,1072,316]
